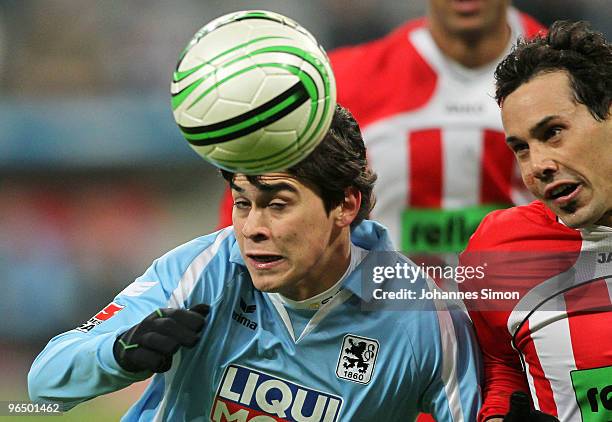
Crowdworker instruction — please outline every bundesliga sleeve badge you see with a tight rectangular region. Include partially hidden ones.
[75,302,125,333]
[336,334,380,385]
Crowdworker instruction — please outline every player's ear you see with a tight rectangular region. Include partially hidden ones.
[334,187,361,228]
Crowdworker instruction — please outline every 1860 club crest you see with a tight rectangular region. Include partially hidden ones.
[336,334,379,385]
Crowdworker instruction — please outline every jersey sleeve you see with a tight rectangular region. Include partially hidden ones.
[28,229,234,409]
[459,211,531,421]
[415,302,483,421]
[469,310,529,421]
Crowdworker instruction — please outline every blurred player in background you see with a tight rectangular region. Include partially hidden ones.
[330,0,544,255]
[462,21,612,421]
[219,0,544,257]
[29,105,482,421]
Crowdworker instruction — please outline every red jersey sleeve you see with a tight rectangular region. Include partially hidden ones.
[468,310,529,421]
[461,211,530,421]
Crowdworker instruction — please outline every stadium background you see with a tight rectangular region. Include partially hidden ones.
[0,1,609,420]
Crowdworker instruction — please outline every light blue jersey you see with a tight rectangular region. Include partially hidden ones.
[29,221,481,421]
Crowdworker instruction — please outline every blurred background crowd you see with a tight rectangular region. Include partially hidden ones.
[0,1,610,419]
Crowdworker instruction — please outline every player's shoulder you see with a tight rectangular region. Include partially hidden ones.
[329,17,436,125]
[155,227,236,273]
[144,227,240,306]
[330,18,425,64]
[483,200,556,225]
[466,201,581,251]
[330,17,429,83]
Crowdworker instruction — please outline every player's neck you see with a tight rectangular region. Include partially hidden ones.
[428,22,511,68]
[595,211,612,228]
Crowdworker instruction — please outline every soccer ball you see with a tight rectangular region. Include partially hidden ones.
[171,10,336,174]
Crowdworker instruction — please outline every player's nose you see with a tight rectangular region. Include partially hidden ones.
[241,209,271,241]
[530,145,558,182]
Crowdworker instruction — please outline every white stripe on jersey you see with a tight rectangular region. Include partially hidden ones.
[167,227,233,308]
[155,227,234,422]
[527,310,579,421]
[442,128,482,208]
[426,276,465,421]
[435,309,464,421]
[537,319,580,422]
[522,353,540,410]
[365,123,409,246]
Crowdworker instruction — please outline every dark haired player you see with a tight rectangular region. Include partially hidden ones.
[463,21,612,422]
[29,106,481,421]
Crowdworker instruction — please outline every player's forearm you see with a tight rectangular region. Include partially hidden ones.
[28,330,149,409]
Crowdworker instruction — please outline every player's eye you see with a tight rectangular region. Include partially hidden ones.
[543,126,562,140]
[511,142,528,154]
[233,200,251,210]
[268,202,287,210]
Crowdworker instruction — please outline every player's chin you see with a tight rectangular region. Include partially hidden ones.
[450,16,488,34]
[556,204,598,229]
[249,271,290,293]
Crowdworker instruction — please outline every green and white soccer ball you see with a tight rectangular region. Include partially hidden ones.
[171,10,337,174]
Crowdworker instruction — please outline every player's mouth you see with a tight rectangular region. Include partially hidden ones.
[450,0,482,15]
[544,182,582,207]
[246,253,285,270]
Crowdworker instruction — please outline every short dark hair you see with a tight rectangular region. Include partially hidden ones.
[495,20,612,121]
[221,104,377,227]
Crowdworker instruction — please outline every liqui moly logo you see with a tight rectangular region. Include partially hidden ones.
[211,365,343,422]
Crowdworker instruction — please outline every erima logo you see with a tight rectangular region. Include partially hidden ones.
[211,364,343,422]
[240,298,256,313]
[445,102,484,114]
[232,298,257,331]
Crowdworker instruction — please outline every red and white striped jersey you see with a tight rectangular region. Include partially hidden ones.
[462,201,612,422]
[330,9,543,252]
